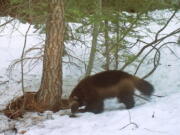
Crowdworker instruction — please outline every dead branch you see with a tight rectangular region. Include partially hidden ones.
[0,80,9,85]
[134,94,150,101]
[142,46,160,79]
[21,24,31,111]
[155,10,177,40]
[65,47,87,72]
[21,24,31,94]
[134,45,159,75]
[0,18,14,27]
[152,94,165,98]
[7,56,42,80]
[142,41,178,79]
[25,46,44,55]
[121,27,180,71]
[134,41,178,77]
[121,10,179,71]
[166,45,180,59]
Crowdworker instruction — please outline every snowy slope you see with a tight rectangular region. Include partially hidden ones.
[1,92,180,135]
[12,92,180,135]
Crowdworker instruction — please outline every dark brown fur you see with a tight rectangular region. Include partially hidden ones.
[69,70,154,114]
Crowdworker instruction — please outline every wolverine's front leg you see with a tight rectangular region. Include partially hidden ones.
[70,100,80,113]
[85,100,104,114]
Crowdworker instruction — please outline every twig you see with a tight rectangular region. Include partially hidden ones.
[119,110,139,130]
[166,45,180,59]
[152,94,165,98]
[0,81,9,85]
[134,44,159,75]
[134,94,150,102]
[155,10,177,40]
[142,46,160,79]
[121,21,180,71]
[0,18,14,27]
[21,24,31,111]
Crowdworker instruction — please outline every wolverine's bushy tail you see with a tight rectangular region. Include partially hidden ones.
[133,77,154,96]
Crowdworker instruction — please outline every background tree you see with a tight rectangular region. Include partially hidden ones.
[85,0,102,76]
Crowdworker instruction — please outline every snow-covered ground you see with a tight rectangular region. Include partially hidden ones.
[14,92,180,135]
[0,11,180,135]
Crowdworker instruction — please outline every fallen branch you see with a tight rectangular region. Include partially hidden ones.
[134,94,150,102]
[119,110,139,130]
[152,94,165,98]
[0,18,14,27]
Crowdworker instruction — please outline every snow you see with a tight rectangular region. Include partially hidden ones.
[3,92,179,135]
[0,11,180,135]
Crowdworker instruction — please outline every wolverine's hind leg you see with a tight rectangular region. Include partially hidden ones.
[117,80,135,109]
[118,91,135,109]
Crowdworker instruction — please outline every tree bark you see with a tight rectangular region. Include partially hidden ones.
[36,0,65,111]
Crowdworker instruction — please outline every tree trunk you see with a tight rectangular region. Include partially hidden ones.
[36,0,65,111]
[115,17,120,70]
[104,20,110,70]
[85,23,99,76]
[85,0,102,76]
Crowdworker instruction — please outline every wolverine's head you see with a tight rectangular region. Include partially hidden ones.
[69,96,80,113]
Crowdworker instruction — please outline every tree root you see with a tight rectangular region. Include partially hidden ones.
[2,92,70,119]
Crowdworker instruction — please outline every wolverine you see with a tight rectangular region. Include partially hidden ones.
[69,70,154,114]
